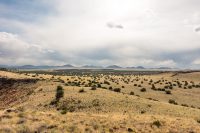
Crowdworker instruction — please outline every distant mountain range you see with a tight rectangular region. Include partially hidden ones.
[81,65,103,68]
[0,64,75,70]
[0,64,173,70]
[62,64,74,67]
[127,66,145,69]
[106,65,122,69]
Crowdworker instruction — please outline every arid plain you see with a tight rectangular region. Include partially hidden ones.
[0,69,200,133]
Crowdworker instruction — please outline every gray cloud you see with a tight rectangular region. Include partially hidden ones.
[106,22,124,29]
[195,27,200,32]
[0,0,200,68]
[0,32,66,65]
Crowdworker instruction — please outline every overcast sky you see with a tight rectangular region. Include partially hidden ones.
[0,0,200,68]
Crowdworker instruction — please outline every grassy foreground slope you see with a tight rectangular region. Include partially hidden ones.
[0,70,200,133]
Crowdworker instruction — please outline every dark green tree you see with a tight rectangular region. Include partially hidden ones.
[56,85,64,101]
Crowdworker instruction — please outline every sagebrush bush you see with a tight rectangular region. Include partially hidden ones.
[97,83,101,88]
[127,128,134,132]
[113,88,121,92]
[181,104,189,107]
[60,109,67,114]
[140,88,146,92]
[91,86,97,90]
[109,86,113,90]
[151,84,156,90]
[165,90,171,94]
[152,120,161,128]
[79,88,85,93]
[168,99,177,105]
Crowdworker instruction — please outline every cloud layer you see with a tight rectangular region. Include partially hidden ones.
[0,0,200,68]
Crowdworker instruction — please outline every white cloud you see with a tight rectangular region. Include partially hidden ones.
[0,0,200,68]
[192,59,200,65]
[157,60,176,67]
[0,32,62,65]
[0,32,29,57]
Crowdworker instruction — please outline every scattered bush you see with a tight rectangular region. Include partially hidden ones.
[188,86,192,89]
[168,99,177,105]
[191,105,195,108]
[165,90,171,94]
[109,86,113,90]
[79,88,85,93]
[113,88,121,92]
[130,91,134,95]
[50,99,57,105]
[127,128,134,132]
[140,88,146,92]
[160,88,165,91]
[152,120,161,128]
[184,86,187,89]
[60,109,67,114]
[91,86,97,90]
[181,104,189,107]
[97,83,101,88]
[141,110,146,114]
[151,84,156,90]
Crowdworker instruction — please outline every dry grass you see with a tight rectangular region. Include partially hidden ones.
[0,70,200,132]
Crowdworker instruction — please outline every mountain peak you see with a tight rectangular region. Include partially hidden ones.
[106,65,122,68]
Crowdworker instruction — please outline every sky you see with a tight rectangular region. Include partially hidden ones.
[0,0,200,68]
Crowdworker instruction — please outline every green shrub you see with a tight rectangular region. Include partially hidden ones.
[181,104,189,107]
[79,88,85,93]
[141,110,146,114]
[151,84,156,90]
[97,84,101,88]
[168,99,177,105]
[188,86,192,89]
[50,99,57,105]
[152,120,161,128]
[127,128,134,132]
[140,88,146,92]
[91,86,97,90]
[113,88,121,92]
[56,86,64,101]
[60,109,67,114]
[130,91,134,95]
[109,86,113,90]
[165,90,171,94]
